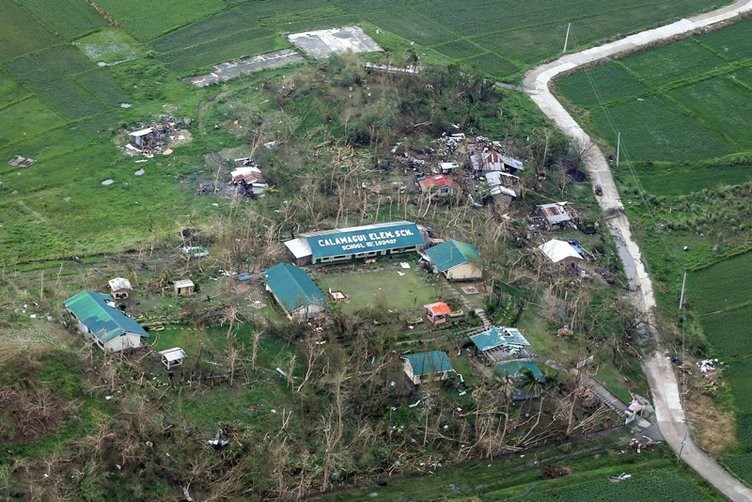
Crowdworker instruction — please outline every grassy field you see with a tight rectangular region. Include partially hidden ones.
[313,263,445,313]
[688,253,752,482]
[325,442,720,501]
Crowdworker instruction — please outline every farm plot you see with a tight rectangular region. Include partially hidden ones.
[627,161,752,197]
[18,0,105,41]
[590,97,733,163]
[95,0,226,41]
[0,97,65,147]
[667,78,752,150]
[555,63,647,107]
[689,254,752,484]
[622,39,727,88]
[74,29,139,64]
[0,2,58,63]
[697,19,752,62]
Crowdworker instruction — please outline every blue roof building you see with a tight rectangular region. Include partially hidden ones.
[470,326,532,362]
[262,263,327,319]
[284,221,426,265]
[401,351,455,385]
[423,240,482,281]
[64,291,148,352]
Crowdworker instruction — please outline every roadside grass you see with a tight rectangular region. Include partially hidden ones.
[324,443,721,501]
[314,264,444,313]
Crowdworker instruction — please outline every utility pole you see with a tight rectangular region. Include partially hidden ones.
[677,433,688,461]
[563,23,571,53]
[616,131,621,168]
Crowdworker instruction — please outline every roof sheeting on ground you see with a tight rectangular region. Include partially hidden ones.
[290,221,424,260]
[496,360,545,382]
[402,351,454,376]
[64,291,148,342]
[471,326,530,352]
[425,240,481,272]
[262,263,326,313]
[230,166,264,184]
[538,239,583,263]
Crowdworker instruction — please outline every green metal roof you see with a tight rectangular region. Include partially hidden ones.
[496,360,545,382]
[402,351,454,376]
[425,240,481,272]
[64,291,148,342]
[471,326,530,352]
[262,263,327,314]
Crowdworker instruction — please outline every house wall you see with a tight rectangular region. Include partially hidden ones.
[445,263,483,281]
[104,333,144,352]
[403,360,420,385]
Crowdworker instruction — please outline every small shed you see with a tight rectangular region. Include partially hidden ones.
[538,239,583,265]
[401,351,454,385]
[434,161,460,174]
[128,127,155,149]
[424,301,451,325]
[159,347,187,369]
[174,279,195,296]
[108,277,132,299]
[537,203,573,229]
[422,240,482,281]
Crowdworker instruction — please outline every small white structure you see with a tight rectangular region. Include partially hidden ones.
[159,347,187,369]
[108,277,132,299]
[538,239,583,264]
[174,279,195,296]
[128,127,154,148]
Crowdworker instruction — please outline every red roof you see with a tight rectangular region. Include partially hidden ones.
[424,302,451,315]
[419,174,458,192]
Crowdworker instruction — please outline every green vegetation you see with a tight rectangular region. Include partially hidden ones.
[557,16,752,485]
[327,443,720,501]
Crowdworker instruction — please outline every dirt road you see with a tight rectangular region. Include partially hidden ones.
[522,1,752,500]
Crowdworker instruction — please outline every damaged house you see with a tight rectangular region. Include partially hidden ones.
[470,145,524,175]
[537,203,574,230]
[418,174,458,198]
[64,291,148,352]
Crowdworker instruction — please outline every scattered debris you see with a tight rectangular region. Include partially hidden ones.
[207,428,230,448]
[101,179,114,186]
[698,359,719,375]
[134,168,145,176]
[8,155,35,168]
[608,472,631,483]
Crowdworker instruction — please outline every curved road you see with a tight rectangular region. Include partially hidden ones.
[522,1,752,500]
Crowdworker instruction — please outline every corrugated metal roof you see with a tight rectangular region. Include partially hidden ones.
[538,203,572,224]
[424,302,451,315]
[419,174,457,192]
[262,263,326,314]
[402,351,454,376]
[538,239,582,263]
[297,221,424,260]
[496,360,545,382]
[470,326,530,352]
[425,240,481,272]
[64,291,148,342]
[284,238,312,259]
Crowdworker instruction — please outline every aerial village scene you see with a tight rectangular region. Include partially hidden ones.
[2,1,752,500]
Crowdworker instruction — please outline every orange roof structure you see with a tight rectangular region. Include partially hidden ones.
[424,301,451,316]
[418,174,458,192]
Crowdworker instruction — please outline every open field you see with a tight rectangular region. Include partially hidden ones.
[314,264,443,313]
[689,253,752,483]
[325,443,720,501]
[556,20,752,165]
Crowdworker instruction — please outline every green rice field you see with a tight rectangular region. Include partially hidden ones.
[689,253,752,483]
[557,20,752,166]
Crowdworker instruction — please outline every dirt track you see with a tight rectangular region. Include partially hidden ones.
[522,1,752,500]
